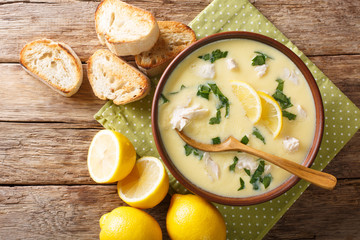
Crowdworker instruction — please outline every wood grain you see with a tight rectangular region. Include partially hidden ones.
[265,179,360,240]
[0,185,171,239]
[0,0,359,62]
[0,180,358,239]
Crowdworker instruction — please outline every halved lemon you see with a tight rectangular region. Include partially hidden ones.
[231,80,262,123]
[87,130,136,183]
[117,156,169,209]
[258,91,283,138]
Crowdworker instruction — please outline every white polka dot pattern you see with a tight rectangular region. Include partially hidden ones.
[94,0,360,239]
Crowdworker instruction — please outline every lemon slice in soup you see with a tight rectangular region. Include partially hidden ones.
[231,81,262,123]
[258,91,283,138]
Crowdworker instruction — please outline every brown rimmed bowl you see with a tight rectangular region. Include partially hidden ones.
[151,31,324,206]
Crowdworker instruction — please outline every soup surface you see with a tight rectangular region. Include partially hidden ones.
[158,39,316,197]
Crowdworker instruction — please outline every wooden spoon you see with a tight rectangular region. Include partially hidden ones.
[176,130,337,190]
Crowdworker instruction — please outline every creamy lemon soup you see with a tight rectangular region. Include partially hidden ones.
[158,39,316,197]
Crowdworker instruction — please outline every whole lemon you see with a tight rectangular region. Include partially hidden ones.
[99,206,162,240]
[166,194,226,240]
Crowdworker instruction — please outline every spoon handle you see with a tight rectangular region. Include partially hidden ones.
[229,137,337,190]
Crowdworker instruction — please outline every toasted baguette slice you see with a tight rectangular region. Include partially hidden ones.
[20,39,83,97]
[87,49,150,105]
[95,0,159,56]
[135,21,196,77]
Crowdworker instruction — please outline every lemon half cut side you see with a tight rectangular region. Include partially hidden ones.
[87,130,136,183]
[117,156,169,209]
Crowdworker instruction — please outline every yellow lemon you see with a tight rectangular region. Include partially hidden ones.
[87,130,136,183]
[99,206,162,240]
[166,194,226,240]
[117,156,169,209]
[231,80,262,123]
[258,91,283,138]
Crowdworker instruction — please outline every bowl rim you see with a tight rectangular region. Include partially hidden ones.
[151,31,324,206]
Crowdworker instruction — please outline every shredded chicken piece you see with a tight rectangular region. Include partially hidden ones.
[170,105,208,131]
[203,152,220,181]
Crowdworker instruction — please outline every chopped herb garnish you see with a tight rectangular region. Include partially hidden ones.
[252,182,260,190]
[196,84,212,99]
[272,90,293,109]
[229,156,239,172]
[240,135,249,145]
[244,168,251,176]
[282,110,297,120]
[169,85,186,95]
[252,127,266,144]
[250,160,265,184]
[209,109,221,124]
[252,51,272,66]
[208,83,230,118]
[275,78,284,91]
[238,177,245,191]
[212,137,221,145]
[160,94,169,104]
[260,174,272,189]
[184,144,203,159]
[198,49,228,63]
[184,144,193,156]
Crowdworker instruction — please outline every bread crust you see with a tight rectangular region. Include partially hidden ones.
[87,49,150,105]
[135,21,196,77]
[95,0,159,56]
[19,39,83,97]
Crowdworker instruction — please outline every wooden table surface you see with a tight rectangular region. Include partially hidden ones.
[0,0,359,239]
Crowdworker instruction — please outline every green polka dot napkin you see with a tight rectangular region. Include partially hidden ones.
[94,0,360,239]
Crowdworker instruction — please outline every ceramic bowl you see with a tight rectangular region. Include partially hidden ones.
[151,32,324,205]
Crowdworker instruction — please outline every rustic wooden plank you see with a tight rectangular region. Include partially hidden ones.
[0,121,358,185]
[252,0,360,57]
[0,185,171,239]
[0,64,106,123]
[0,0,359,62]
[0,0,211,62]
[0,180,358,239]
[265,179,360,239]
[1,55,359,123]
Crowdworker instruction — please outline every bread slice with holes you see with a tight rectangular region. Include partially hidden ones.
[95,0,159,56]
[135,21,196,77]
[20,39,83,97]
[87,49,150,105]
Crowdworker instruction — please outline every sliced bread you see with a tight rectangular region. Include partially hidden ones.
[95,0,159,56]
[135,21,196,77]
[19,39,83,97]
[87,49,150,105]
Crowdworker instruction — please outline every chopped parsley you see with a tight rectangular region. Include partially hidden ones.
[160,94,169,104]
[240,135,249,145]
[169,85,186,94]
[272,89,293,109]
[208,83,230,118]
[229,156,239,172]
[252,127,266,144]
[244,168,251,176]
[260,174,272,189]
[238,177,245,191]
[198,49,228,63]
[272,79,297,120]
[250,160,265,184]
[212,137,221,145]
[251,51,272,66]
[209,109,221,125]
[184,144,203,160]
[275,78,284,91]
[196,84,211,99]
[282,110,297,120]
